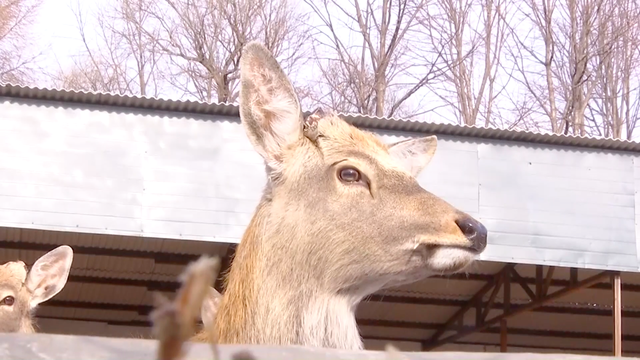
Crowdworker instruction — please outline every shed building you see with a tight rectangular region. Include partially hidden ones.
[0,84,638,356]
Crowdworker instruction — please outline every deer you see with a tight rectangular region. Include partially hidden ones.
[150,256,410,360]
[0,245,74,333]
[190,41,488,350]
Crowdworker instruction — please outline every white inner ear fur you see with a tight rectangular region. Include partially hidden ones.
[260,91,303,165]
[240,43,304,172]
[388,136,438,177]
[200,286,222,326]
[25,245,73,309]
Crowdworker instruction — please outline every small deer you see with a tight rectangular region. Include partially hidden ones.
[194,42,488,350]
[0,245,74,333]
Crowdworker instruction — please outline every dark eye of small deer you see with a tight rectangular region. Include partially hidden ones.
[339,167,361,183]
[2,296,14,306]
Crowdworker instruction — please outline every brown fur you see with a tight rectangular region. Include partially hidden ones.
[193,42,488,350]
[0,245,73,333]
[150,256,220,360]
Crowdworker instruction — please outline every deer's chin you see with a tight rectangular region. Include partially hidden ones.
[424,246,479,274]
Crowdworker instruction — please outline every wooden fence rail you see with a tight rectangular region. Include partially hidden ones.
[0,334,637,360]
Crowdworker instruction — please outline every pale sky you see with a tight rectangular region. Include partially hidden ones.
[31,0,107,82]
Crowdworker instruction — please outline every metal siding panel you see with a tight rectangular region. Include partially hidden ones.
[0,209,142,233]
[0,100,262,243]
[0,196,141,220]
[482,215,634,244]
[483,243,638,270]
[142,193,258,213]
[634,157,640,267]
[0,182,143,204]
[140,115,264,242]
[478,141,637,271]
[141,176,262,200]
[487,232,631,256]
[0,101,145,235]
[141,220,246,242]
[418,144,479,216]
[0,167,143,193]
[2,98,640,270]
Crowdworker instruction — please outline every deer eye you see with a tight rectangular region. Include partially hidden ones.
[2,296,15,306]
[338,167,361,183]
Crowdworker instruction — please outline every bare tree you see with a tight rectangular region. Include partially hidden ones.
[503,0,620,136]
[96,0,163,97]
[111,0,312,103]
[52,0,163,96]
[304,0,448,119]
[50,56,120,93]
[587,0,640,140]
[503,0,562,133]
[422,0,512,126]
[0,0,44,84]
[555,0,608,136]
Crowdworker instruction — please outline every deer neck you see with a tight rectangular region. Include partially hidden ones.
[214,201,364,350]
[18,311,35,334]
[21,319,35,334]
[300,293,363,349]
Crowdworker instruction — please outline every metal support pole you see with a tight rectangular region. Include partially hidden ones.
[501,270,510,352]
[612,272,622,357]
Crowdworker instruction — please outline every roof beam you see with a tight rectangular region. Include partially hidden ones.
[435,270,640,293]
[510,268,536,301]
[0,240,207,265]
[422,270,613,350]
[427,265,511,344]
[38,278,640,319]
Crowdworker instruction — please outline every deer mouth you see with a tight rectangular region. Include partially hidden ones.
[418,243,482,255]
[447,245,483,255]
[414,244,480,274]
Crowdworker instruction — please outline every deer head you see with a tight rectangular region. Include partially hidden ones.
[207,42,488,349]
[0,245,74,333]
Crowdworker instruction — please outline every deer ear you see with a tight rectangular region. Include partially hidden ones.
[25,245,73,309]
[239,41,304,171]
[388,135,438,177]
[200,286,222,327]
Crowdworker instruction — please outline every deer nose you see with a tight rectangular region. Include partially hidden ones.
[455,215,487,253]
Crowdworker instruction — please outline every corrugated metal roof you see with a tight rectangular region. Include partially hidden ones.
[0,249,218,283]
[2,83,640,153]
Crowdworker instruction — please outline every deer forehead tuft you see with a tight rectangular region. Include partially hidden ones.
[315,116,412,175]
[317,116,388,154]
[0,262,28,287]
